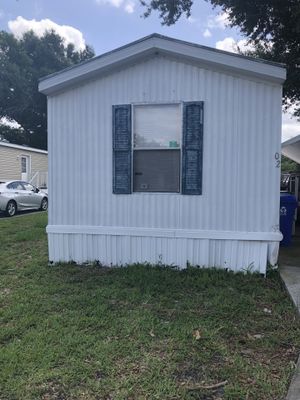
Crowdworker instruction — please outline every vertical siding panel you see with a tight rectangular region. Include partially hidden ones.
[249,81,257,232]
[59,96,65,226]
[47,98,53,227]
[233,77,240,232]
[260,84,269,230]
[209,69,219,231]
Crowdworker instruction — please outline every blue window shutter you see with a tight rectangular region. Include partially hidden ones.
[182,102,204,195]
[112,104,132,194]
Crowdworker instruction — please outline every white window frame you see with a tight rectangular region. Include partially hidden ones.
[20,154,31,181]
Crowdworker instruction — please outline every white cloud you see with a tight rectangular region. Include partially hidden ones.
[96,0,123,6]
[207,12,230,30]
[203,29,212,38]
[216,37,254,53]
[187,16,196,24]
[96,0,136,13]
[8,16,86,51]
[0,117,21,129]
[124,0,135,13]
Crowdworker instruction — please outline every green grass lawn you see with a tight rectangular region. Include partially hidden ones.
[1,212,300,400]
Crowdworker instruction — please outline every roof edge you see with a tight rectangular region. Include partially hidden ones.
[39,33,286,95]
[39,33,285,84]
[282,134,300,147]
[0,141,48,154]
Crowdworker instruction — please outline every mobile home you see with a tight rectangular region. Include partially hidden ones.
[39,34,286,273]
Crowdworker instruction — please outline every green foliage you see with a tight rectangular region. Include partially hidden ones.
[140,0,193,25]
[0,124,28,146]
[0,30,94,150]
[281,155,300,172]
[140,0,300,118]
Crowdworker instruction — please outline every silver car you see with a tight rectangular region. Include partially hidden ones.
[0,180,48,217]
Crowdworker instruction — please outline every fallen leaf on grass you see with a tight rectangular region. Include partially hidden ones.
[263,308,272,314]
[253,334,264,339]
[240,349,253,357]
[247,333,264,340]
[192,329,201,340]
[0,288,11,296]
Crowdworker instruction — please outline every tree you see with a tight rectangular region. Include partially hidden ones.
[140,0,193,25]
[281,155,300,172]
[140,0,300,117]
[0,30,94,149]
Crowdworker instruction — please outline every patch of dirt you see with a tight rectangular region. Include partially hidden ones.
[176,361,227,399]
[94,370,106,381]
[176,365,205,385]
[40,381,67,400]
[0,288,11,296]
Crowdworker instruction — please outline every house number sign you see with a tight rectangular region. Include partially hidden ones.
[275,152,281,168]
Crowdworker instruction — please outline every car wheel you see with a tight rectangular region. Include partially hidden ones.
[6,200,17,217]
[40,197,48,211]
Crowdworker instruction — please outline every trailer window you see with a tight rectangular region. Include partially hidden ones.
[133,104,181,193]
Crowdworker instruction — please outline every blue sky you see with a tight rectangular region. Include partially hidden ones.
[0,0,299,140]
[0,0,243,54]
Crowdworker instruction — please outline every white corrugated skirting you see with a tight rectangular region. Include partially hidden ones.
[47,226,282,274]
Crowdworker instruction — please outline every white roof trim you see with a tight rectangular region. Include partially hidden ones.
[281,135,300,164]
[282,134,300,147]
[39,34,286,95]
[0,141,48,154]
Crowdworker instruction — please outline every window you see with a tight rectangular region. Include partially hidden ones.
[133,104,181,149]
[133,104,181,193]
[21,157,27,173]
[112,102,204,196]
[133,150,180,192]
[7,181,24,190]
[23,183,35,191]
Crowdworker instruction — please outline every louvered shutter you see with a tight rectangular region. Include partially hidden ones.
[182,102,204,195]
[112,104,132,194]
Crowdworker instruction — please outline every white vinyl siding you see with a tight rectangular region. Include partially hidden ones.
[46,54,282,271]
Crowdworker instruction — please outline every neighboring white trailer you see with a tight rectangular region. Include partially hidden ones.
[39,34,286,273]
[282,135,300,164]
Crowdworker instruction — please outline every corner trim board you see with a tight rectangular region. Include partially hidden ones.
[46,225,283,242]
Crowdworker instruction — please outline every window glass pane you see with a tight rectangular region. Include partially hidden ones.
[23,183,34,191]
[21,157,27,173]
[133,150,180,193]
[8,182,24,190]
[134,104,181,149]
